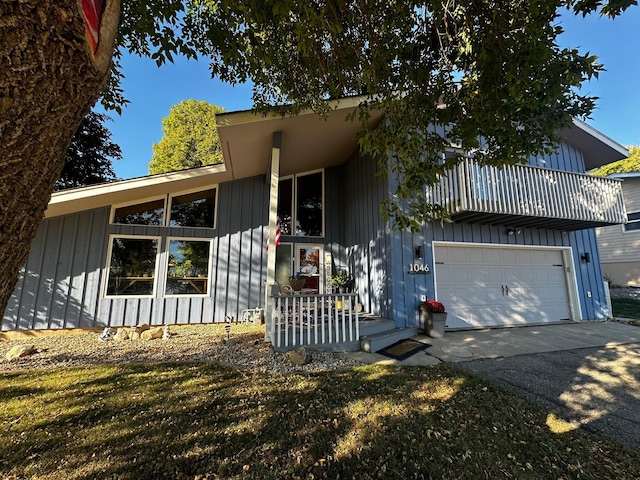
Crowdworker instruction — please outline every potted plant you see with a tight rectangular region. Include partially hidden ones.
[288,272,306,291]
[331,270,354,293]
[420,299,446,338]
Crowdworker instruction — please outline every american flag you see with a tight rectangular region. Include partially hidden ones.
[267,217,281,250]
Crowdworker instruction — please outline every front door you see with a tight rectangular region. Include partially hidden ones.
[295,245,324,293]
[275,244,324,293]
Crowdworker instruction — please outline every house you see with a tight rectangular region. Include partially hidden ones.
[596,172,640,287]
[2,97,629,351]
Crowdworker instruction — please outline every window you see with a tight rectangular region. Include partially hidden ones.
[623,212,640,232]
[111,188,217,228]
[165,239,211,296]
[105,237,159,297]
[277,171,323,237]
[113,199,164,225]
[170,189,216,228]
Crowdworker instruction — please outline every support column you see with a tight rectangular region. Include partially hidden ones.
[264,132,281,341]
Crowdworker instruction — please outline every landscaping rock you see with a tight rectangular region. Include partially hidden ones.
[6,344,37,361]
[130,324,151,340]
[113,328,130,341]
[287,346,312,365]
[141,326,164,340]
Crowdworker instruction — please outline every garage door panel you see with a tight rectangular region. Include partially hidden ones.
[435,245,572,328]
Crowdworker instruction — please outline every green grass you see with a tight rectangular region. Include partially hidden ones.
[1,363,639,479]
[612,297,640,321]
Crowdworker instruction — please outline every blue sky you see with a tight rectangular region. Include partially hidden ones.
[102,7,640,180]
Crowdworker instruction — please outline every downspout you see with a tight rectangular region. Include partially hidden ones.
[264,132,281,342]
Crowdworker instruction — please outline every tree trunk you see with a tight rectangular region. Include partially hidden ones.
[0,0,119,315]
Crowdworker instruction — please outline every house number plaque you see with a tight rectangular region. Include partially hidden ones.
[408,263,430,274]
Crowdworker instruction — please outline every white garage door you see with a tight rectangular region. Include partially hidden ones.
[434,245,572,329]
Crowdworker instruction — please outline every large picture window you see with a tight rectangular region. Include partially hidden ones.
[105,237,159,297]
[165,239,212,296]
[277,171,323,237]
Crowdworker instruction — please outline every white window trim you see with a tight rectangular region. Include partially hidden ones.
[293,169,325,238]
[109,186,219,229]
[110,195,166,226]
[622,211,640,233]
[163,237,214,298]
[167,186,219,230]
[103,234,162,299]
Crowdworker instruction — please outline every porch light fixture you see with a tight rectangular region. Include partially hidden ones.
[415,245,424,260]
[581,252,591,263]
[507,228,521,236]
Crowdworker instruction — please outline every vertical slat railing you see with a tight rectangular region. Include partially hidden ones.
[272,293,359,350]
[425,158,625,224]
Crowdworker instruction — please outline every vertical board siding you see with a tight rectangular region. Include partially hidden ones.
[97,175,270,328]
[387,139,601,327]
[340,152,391,318]
[2,208,109,331]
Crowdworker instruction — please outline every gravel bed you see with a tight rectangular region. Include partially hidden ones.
[0,324,362,374]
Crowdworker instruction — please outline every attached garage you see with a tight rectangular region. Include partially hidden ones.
[434,243,579,329]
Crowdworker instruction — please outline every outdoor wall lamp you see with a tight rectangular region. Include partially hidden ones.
[506,228,521,236]
[581,252,591,263]
[415,245,424,260]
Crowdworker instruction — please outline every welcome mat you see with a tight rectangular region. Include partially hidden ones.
[377,339,428,360]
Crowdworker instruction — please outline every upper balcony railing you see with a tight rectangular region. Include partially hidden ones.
[426,158,626,230]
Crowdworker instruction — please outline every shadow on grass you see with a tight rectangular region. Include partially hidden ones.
[1,362,639,479]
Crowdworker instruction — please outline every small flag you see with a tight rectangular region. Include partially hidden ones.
[267,217,281,251]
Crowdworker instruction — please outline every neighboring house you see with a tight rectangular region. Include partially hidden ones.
[2,97,629,351]
[596,172,640,286]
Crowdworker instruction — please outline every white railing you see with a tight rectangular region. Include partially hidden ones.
[271,293,360,351]
[427,158,626,225]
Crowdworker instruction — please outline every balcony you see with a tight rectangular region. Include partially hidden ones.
[427,158,626,230]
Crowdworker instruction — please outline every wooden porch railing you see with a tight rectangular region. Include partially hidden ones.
[427,158,626,229]
[270,293,360,351]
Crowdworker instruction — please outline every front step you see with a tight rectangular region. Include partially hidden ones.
[360,327,420,353]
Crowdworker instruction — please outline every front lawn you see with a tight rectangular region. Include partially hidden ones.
[612,297,640,321]
[1,363,638,479]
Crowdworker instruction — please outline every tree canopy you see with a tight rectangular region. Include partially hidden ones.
[55,111,121,190]
[590,145,640,176]
[148,100,225,175]
[111,0,638,230]
[0,0,637,313]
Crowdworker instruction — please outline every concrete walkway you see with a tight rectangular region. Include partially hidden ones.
[346,320,640,366]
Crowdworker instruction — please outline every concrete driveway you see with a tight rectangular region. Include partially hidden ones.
[430,322,640,452]
[349,321,640,451]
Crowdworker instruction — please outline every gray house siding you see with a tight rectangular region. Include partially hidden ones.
[2,207,109,330]
[386,140,609,328]
[3,176,271,331]
[98,175,270,327]
[338,152,392,318]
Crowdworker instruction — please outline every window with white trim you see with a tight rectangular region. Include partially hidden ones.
[105,236,160,297]
[111,188,217,228]
[277,171,324,237]
[165,239,212,296]
[623,211,640,232]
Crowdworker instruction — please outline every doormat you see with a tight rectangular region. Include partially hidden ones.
[377,339,428,360]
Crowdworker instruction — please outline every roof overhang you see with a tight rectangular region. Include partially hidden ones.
[45,164,232,218]
[559,118,629,170]
[216,96,382,179]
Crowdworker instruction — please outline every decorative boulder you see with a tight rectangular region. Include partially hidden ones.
[141,326,164,340]
[287,346,312,365]
[129,324,150,340]
[6,344,37,361]
[113,328,130,341]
